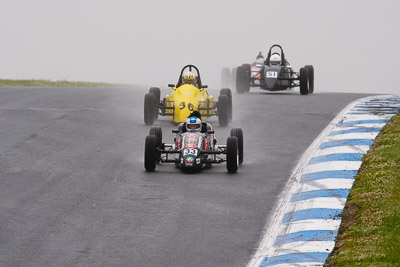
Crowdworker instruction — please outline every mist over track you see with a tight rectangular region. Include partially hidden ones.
[0,87,370,266]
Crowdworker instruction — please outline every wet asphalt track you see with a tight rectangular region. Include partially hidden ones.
[0,87,371,266]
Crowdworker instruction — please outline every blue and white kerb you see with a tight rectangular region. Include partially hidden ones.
[248,95,400,267]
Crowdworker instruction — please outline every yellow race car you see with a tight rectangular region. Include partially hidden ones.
[144,65,232,126]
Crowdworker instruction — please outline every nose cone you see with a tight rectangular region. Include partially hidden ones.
[183,155,195,167]
[173,84,201,123]
[264,66,280,89]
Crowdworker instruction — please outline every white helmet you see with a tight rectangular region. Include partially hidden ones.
[270,54,281,65]
[186,117,202,132]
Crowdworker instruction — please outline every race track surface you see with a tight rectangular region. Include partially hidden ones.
[0,87,370,266]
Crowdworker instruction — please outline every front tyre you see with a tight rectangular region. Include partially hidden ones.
[230,128,243,165]
[299,67,309,95]
[305,65,314,94]
[144,93,155,125]
[226,136,238,173]
[218,95,229,127]
[144,135,157,171]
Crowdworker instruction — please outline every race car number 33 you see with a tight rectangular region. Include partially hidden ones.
[266,71,278,78]
[183,148,197,156]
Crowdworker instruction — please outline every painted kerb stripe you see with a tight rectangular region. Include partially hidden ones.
[329,128,381,136]
[274,230,338,245]
[338,119,389,127]
[259,252,330,267]
[282,208,342,223]
[319,139,373,149]
[308,153,364,164]
[300,170,358,181]
[290,189,349,202]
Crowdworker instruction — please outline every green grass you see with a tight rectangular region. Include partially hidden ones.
[326,113,400,266]
[0,79,127,87]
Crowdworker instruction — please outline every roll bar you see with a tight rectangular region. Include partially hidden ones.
[175,64,204,88]
[265,44,286,66]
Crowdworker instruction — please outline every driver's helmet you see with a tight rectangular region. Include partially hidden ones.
[270,54,281,65]
[182,71,197,85]
[256,52,264,64]
[186,116,202,132]
[189,110,202,120]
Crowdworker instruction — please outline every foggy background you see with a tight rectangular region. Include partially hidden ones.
[0,0,399,93]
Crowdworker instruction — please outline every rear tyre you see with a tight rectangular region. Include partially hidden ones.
[305,65,314,94]
[144,135,157,171]
[241,64,251,93]
[235,66,245,94]
[230,67,237,92]
[218,95,229,127]
[144,93,155,125]
[299,67,309,95]
[226,136,238,173]
[149,87,160,119]
[149,126,162,147]
[220,88,232,121]
[221,67,230,88]
[230,128,243,165]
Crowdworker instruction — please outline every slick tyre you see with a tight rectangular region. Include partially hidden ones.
[241,64,251,92]
[218,95,229,127]
[220,88,233,121]
[230,128,243,165]
[226,136,238,173]
[149,126,162,147]
[144,135,157,171]
[305,65,314,94]
[149,87,161,119]
[299,67,309,95]
[230,67,237,92]
[235,66,245,94]
[144,93,155,125]
[221,67,230,88]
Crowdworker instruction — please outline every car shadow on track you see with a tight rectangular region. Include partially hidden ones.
[144,163,244,176]
[238,91,302,96]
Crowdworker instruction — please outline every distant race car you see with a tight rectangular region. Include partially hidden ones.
[144,65,232,126]
[235,44,314,95]
[221,52,264,89]
[144,125,244,173]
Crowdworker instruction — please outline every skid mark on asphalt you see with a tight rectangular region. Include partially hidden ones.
[248,95,400,267]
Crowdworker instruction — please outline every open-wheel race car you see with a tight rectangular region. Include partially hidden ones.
[144,65,233,126]
[144,125,244,173]
[235,44,314,95]
[220,52,264,89]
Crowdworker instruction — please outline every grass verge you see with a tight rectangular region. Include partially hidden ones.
[0,79,127,87]
[326,112,400,266]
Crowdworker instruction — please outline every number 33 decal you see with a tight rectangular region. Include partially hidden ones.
[183,148,198,156]
[179,102,194,111]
